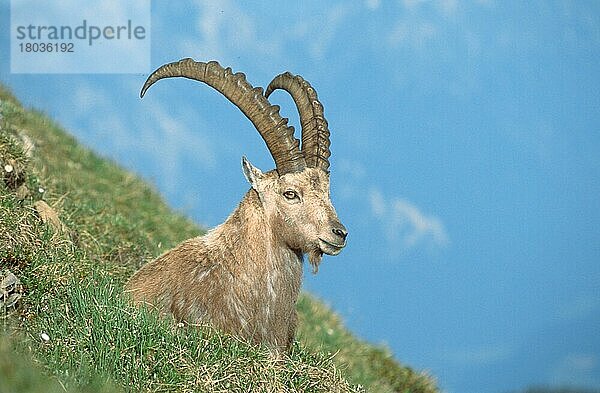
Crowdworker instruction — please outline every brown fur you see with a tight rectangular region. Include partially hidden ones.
[125,167,346,352]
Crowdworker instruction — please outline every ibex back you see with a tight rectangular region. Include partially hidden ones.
[125,59,347,352]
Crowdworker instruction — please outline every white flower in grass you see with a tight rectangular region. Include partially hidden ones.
[40,332,50,342]
[38,187,45,194]
[4,164,13,173]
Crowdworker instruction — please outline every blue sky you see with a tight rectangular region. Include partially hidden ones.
[1,1,599,392]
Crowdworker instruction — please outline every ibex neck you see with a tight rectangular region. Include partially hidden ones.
[202,189,303,348]
[211,189,302,273]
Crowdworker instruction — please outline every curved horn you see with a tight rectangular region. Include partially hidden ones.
[141,59,306,175]
[265,72,331,172]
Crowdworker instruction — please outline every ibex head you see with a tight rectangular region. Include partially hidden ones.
[141,59,347,271]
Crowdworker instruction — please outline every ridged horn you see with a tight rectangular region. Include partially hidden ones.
[265,72,331,172]
[141,58,306,175]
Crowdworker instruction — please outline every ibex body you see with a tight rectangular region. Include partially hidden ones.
[126,59,347,352]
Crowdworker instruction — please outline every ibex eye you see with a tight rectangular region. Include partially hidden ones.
[283,190,298,200]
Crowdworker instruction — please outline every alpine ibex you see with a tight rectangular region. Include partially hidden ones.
[125,59,347,352]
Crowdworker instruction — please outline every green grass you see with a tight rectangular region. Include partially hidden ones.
[0,85,438,392]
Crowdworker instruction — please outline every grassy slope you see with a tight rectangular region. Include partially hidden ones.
[0,85,437,393]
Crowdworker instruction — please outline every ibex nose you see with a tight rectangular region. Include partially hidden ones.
[332,225,348,241]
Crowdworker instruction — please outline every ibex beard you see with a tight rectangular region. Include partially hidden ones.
[125,59,347,352]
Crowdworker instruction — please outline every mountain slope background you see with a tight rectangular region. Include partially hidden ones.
[0,86,438,392]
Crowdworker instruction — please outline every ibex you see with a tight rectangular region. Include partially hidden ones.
[125,58,347,352]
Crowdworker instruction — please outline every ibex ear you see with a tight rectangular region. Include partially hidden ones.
[241,156,264,191]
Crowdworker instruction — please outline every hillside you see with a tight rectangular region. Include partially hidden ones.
[0,85,437,393]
